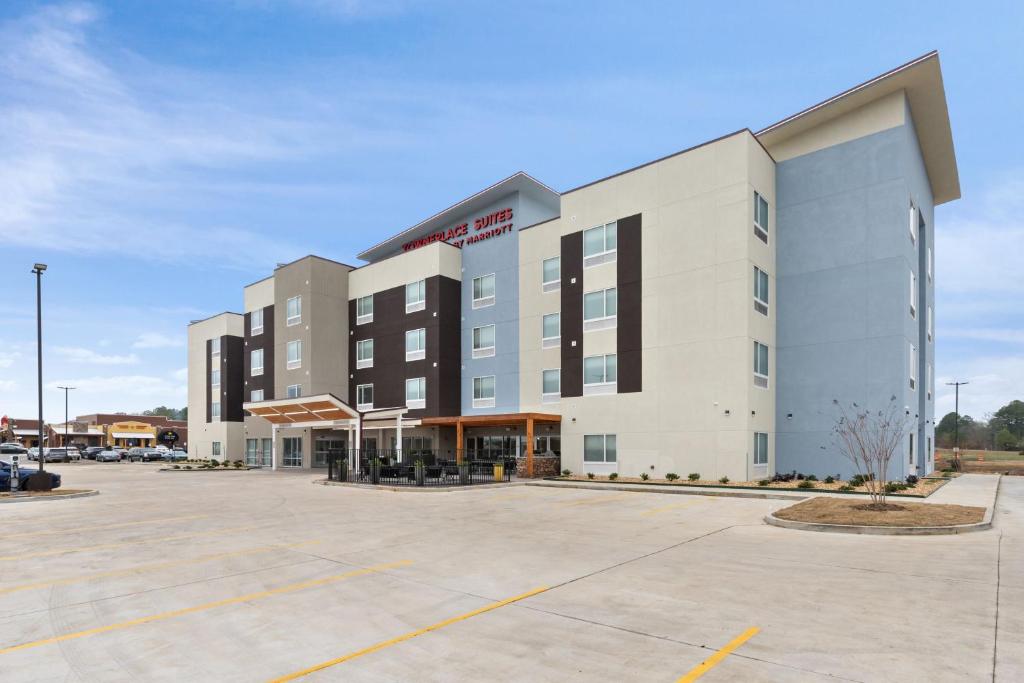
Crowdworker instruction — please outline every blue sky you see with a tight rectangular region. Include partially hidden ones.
[1,1,1022,422]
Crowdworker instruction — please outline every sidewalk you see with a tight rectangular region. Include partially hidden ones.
[923,473,1001,511]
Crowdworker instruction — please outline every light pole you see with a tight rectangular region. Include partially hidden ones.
[32,263,47,479]
[946,380,969,451]
[58,386,75,450]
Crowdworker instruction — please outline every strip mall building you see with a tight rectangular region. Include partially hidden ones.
[188,53,958,481]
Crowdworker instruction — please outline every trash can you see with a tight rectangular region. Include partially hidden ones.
[493,463,504,482]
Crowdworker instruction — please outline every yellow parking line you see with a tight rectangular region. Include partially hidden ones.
[269,585,548,682]
[560,493,636,507]
[676,626,760,682]
[5,514,209,539]
[0,560,411,656]
[0,524,264,562]
[0,540,321,596]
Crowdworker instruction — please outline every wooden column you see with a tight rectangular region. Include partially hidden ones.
[526,417,535,478]
[456,419,464,464]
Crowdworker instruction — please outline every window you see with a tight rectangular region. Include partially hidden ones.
[927,305,933,342]
[356,339,374,369]
[928,436,933,462]
[584,434,616,463]
[542,257,561,292]
[356,383,373,410]
[356,295,373,325]
[909,433,914,464]
[583,222,617,267]
[754,341,769,388]
[472,274,495,308]
[210,369,220,387]
[286,296,301,326]
[583,353,617,394]
[754,267,769,316]
[251,348,264,377]
[473,375,496,408]
[754,432,769,466]
[211,401,221,419]
[754,191,769,243]
[251,308,264,336]
[406,377,426,409]
[542,313,560,348]
[406,328,426,362]
[287,340,302,369]
[583,287,617,331]
[910,269,917,318]
[909,342,917,390]
[927,364,933,401]
[287,384,302,398]
[212,442,221,457]
[909,204,917,243]
[927,246,933,282]
[472,325,496,358]
[210,337,221,356]
[283,437,302,467]
[406,279,426,313]
[542,369,560,403]
[251,389,264,403]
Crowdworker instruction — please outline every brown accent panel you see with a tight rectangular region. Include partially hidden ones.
[205,339,212,423]
[244,304,274,401]
[561,231,583,397]
[617,213,643,393]
[222,335,245,422]
[436,276,462,416]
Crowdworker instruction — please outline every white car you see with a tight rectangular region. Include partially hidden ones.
[44,447,81,463]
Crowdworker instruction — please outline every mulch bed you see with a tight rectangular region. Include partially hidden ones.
[0,489,92,498]
[773,496,984,527]
[558,475,946,497]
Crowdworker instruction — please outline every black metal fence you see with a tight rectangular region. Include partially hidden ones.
[326,449,514,486]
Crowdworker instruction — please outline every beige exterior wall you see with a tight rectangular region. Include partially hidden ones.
[187,312,245,460]
[520,131,776,481]
[348,241,461,299]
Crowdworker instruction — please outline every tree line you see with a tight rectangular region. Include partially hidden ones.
[935,399,1024,451]
[141,406,187,421]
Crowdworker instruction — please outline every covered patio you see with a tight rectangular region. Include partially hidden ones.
[421,412,562,478]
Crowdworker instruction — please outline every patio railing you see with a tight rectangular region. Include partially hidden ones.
[326,449,514,486]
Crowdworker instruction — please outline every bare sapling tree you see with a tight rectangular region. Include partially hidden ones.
[832,396,911,508]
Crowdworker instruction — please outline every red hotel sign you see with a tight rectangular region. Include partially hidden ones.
[402,208,514,252]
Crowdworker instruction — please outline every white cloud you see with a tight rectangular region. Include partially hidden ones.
[133,333,185,349]
[0,380,16,392]
[53,346,139,365]
[0,351,19,368]
[172,367,188,382]
[45,373,187,398]
[942,328,1024,344]
[936,355,1024,421]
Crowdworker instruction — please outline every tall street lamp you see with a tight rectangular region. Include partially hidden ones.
[58,386,76,450]
[32,263,47,481]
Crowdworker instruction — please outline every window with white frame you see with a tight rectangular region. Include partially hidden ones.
[211,368,220,387]
[286,296,301,326]
[754,267,769,316]
[754,341,769,388]
[287,384,302,398]
[210,337,221,356]
[583,222,617,267]
[909,342,917,390]
[909,203,917,243]
[287,340,302,369]
[927,305,933,342]
[212,441,221,457]
[910,269,917,318]
[356,383,373,410]
[251,348,264,376]
[927,246,933,281]
[927,364,933,401]
[406,328,426,361]
[211,401,221,419]
[542,369,560,403]
[406,279,426,313]
[251,308,264,335]
[542,313,560,348]
[583,353,617,394]
[754,432,768,466]
[472,325,495,358]
[583,287,617,331]
[283,437,302,467]
[542,257,561,292]
[473,375,495,408]
[356,295,373,325]
[356,339,373,369]
[472,274,495,309]
[754,191,769,243]
[584,434,616,463]
[251,389,264,402]
[406,377,426,409]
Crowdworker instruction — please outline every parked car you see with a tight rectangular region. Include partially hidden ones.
[0,443,28,456]
[44,447,80,463]
[164,449,188,462]
[27,447,40,460]
[1,459,62,491]
[82,446,106,460]
[128,447,164,462]
[95,448,122,462]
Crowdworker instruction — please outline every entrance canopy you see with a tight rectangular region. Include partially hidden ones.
[244,393,360,426]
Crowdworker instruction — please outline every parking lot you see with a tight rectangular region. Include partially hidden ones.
[0,463,1020,682]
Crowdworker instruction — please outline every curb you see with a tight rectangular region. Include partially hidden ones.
[315,479,522,493]
[157,468,255,472]
[0,489,99,504]
[539,477,947,499]
[526,480,809,501]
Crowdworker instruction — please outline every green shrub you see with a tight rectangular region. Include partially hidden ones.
[562,469,572,477]
[688,473,700,481]
[884,482,908,493]
[587,472,595,479]
[805,474,818,482]
[838,484,854,492]
[850,474,866,487]
[172,465,180,469]
[184,465,192,470]
[665,472,680,481]
[823,475,835,484]
[640,472,649,481]
[608,472,618,480]
[719,476,730,484]
[209,459,219,467]
[797,479,815,489]
[757,479,770,486]
[234,461,243,468]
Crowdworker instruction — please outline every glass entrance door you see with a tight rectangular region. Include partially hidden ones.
[314,438,345,468]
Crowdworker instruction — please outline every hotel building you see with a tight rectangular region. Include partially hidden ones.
[187,52,958,481]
